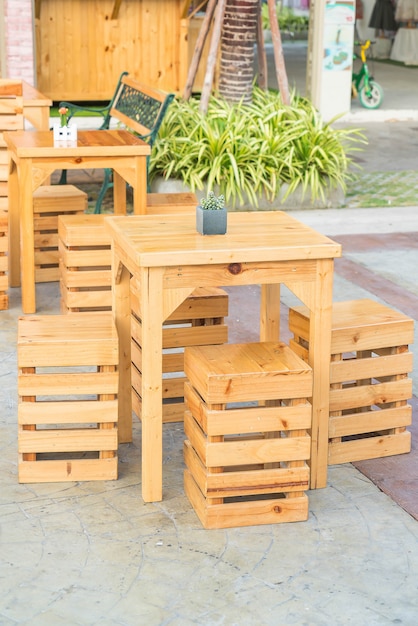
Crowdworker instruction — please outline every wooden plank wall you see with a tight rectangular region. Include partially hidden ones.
[35,0,191,101]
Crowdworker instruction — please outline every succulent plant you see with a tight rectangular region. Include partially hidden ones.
[200,191,225,210]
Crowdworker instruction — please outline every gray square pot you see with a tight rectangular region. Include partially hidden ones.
[196,206,227,235]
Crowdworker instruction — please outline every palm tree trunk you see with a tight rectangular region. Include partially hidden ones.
[218,0,259,104]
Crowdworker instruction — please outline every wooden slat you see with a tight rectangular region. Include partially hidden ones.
[35,267,60,283]
[184,470,309,529]
[18,313,118,367]
[328,431,411,465]
[62,289,112,311]
[184,440,309,498]
[60,266,111,289]
[18,458,118,483]
[59,247,111,267]
[329,378,412,412]
[184,410,311,468]
[18,372,118,396]
[330,351,414,383]
[18,427,117,454]
[329,404,412,438]
[184,382,312,436]
[18,399,118,424]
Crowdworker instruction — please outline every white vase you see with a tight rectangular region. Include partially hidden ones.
[53,123,77,144]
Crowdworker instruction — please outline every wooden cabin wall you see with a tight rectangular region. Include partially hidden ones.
[35,0,190,101]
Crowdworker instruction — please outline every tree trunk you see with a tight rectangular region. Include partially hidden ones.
[218,0,259,104]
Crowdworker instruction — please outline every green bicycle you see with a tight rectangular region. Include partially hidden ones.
[352,40,384,109]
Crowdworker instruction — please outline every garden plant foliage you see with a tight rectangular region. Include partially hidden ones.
[149,88,366,207]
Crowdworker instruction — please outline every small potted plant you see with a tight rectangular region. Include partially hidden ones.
[196,191,227,235]
[53,106,78,144]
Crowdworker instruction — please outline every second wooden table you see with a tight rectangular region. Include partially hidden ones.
[5,129,150,313]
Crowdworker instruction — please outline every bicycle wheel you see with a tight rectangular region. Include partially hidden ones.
[358,81,383,109]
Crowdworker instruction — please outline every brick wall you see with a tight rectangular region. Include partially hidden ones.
[4,0,35,84]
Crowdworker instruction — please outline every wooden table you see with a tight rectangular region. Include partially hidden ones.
[105,211,342,502]
[5,129,150,314]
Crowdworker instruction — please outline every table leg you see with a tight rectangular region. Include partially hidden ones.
[132,156,147,215]
[111,246,133,444]
[19,160,36,314]
[113,172,127,216]
[307,258,334,489]
[8,157,20,288]
[140,266,164,502]
[260,283,281,341]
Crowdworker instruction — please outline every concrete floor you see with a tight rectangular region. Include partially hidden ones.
[1,46,418,626]
[2,209,418,626]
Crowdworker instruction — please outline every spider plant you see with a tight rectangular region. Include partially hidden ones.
[149,87,366,208]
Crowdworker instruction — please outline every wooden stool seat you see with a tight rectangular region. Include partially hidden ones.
[289,299,414,465]
[184,341,313,529]
[17,312,119,483]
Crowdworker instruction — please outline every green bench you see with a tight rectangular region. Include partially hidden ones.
[58,72,174,213]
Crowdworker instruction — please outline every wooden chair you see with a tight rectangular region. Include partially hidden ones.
[58,72,174,212]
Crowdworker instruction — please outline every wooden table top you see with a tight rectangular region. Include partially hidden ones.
[105,211,342,268]
[4,129,151,157]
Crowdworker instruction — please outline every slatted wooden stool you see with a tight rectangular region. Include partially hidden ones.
[58,193,197,313]
[0,210,7,310]
[33,185,87,283]
[17,312,119,483]
[58,214,112,313]
[289,299,414,465]
[183,341,313,529]
[131,283,228,423]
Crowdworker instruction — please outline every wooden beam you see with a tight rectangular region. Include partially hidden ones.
[267,0,290,104]
[183,0,218,100]
[34,0,42,20]
[181,0,193,19]
[200,0,226,113]
[111,0,123,20]
[188,0,209,19]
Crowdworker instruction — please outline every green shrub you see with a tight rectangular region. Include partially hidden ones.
[149,87,366,207]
